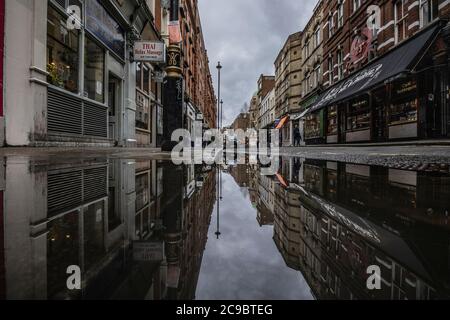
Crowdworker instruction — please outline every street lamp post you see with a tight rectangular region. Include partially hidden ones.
[216,62,222,130]
[215,62,222,239]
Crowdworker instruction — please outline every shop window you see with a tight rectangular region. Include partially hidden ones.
[47,5,80,93]
[305,113,321,139]
[84,37,105,103]
[327,106,338,135]
[136,62,153,132]
[347,97,371,131]
[389,80,418,126]
[136,91,151,131]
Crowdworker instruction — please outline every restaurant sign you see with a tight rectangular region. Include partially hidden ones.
[133,41,166,63]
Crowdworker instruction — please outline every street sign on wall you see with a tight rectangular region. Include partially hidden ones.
[133,41,166,63]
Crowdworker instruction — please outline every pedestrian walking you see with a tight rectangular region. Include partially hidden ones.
[293,125,302,147]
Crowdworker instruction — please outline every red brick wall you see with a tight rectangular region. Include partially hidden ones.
[320,0,450,89]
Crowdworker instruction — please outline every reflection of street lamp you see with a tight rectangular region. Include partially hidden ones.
[216,62,222,129]
[220,100,224,130]
[220,99,224,201]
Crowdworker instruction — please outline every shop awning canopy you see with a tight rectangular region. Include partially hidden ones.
[305,24,440,116]
[276,116,289,129]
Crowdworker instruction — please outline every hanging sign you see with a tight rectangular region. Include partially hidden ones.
[133,41,166,63]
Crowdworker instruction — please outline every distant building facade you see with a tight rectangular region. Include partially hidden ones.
[274,32,303,146]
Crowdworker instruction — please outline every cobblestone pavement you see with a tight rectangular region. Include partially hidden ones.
[2,145,450,173]
[280,145,450,173]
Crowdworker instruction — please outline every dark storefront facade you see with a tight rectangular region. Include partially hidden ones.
[303,22,450,145]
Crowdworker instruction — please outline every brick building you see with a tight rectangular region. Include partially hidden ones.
[179,0,217,130]
[302,0,450,145]
[231,112,250,131]
[274,32,303,146]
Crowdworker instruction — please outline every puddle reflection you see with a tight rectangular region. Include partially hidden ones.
[0,155,449,300]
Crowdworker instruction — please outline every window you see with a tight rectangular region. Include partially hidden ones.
[47,5,80,93]
[136,63,152,132]
[420,0,438,28]
[346,97,371,131]
[389,79,418,125]
[328,57,333,85]
[314,26,321,47]
[394,0,407,44]
[84,37,105,103]
[327,106,338,135]
[338,2,344,28]
[305,113,322,139]
[337,50,344,80]
[314,65,321,88]
[328,15,334,37]
[353,0,362,12]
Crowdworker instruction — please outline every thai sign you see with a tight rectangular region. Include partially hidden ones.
[133,41,166,63]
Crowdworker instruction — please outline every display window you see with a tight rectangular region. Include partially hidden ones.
[305,112,321,139]
[47,5,80,93]
[389,79,418,126]
[327,105,338,136]
[346,97,371,131]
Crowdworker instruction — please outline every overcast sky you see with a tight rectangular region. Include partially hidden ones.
[198,0,318,126]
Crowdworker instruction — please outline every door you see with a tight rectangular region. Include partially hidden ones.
[108,74,121,144]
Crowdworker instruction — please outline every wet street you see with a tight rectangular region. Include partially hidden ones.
[0,151,450,300]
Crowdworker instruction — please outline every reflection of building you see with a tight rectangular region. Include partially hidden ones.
[1,158,216,300]
[229,165,250,188]
[271,157,450,300]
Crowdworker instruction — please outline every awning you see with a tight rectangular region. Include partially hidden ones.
[306,24,440,115]
[276,116,289,129]
[276,173,289,188]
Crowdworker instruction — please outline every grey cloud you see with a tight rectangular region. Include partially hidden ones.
[199,0,318,125]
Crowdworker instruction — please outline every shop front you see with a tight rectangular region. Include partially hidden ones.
[302,24,443,145]
[46,0,128,144]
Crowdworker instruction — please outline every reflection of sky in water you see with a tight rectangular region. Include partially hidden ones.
[196,173,314,300]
